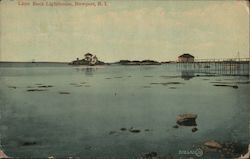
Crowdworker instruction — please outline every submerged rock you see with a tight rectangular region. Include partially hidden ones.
[129,128,141,133]
[212,81,250,85]
[38,85,53,88]
[120,128,127,131]
[150,82,184,86]
[168,82,184,85]
[213,84,238,89]
[109,131,116,135]
[22,141,37,146]
[173,125,179,129]
[192,127,198,132]
[130,129,141,133]
[59,92,70,94]
[204,140,222,149]
[169,87,176,89]
[75,85,83,87]
[143,151,158,158]
[176,113,197,126]
[27,89,47,92]
[8,86,17,89]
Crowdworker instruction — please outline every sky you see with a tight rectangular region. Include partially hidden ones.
[0,0,249,62]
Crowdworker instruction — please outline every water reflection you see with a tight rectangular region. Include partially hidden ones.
[75,67,96,76]
[181,70,195,80]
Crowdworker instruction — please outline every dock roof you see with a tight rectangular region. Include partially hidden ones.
[178,53,194,58]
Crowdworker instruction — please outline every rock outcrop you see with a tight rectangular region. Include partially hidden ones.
[176,113,197,126]
[204,140,223,149]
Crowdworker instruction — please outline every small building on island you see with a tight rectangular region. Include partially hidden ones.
[70,53,105,66]
[178,53,195,62]
[84,53,94,62]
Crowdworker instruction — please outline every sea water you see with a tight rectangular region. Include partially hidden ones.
[0,63,249,158]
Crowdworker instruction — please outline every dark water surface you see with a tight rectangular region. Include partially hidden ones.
[0,63,249,158]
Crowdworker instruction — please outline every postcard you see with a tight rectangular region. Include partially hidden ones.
[0,0,249,158]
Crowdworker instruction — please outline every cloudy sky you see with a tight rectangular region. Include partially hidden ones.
[1,0,249,62]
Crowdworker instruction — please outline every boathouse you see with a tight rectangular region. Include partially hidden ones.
[178,53,195,62]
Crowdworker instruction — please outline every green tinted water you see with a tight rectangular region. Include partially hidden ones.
[0,64,249,158]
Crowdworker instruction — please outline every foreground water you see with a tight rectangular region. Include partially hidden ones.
[0,64,249,158]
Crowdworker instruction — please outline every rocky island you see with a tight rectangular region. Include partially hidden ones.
[69,54,163,66]
[115,60,161,65]
[69,53,105,66]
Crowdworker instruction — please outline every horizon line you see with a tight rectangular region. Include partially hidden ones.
[1,57,250,64]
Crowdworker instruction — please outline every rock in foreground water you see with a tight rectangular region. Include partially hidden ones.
[120,128,127,131]
[176,113,197,126]
[129,128,141,133]
[173,125,179,129]
[59,91,70,94]
[143,151,158,158]
[213,84,238,89]
[38,85,53,88]
[192,127,198,132]
[27,89,47,92]
[0,150,9,158]
[22,141,37,146]
[204,140,222,149]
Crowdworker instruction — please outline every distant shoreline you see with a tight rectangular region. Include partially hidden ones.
[0,61,68,64]
[0,61,175,65]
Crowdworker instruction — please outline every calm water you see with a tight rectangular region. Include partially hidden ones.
[0,63,249,158]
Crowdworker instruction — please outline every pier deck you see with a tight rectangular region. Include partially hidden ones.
[177,58,250,76]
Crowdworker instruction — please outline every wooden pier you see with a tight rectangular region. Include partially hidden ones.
[177,58,250,76]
